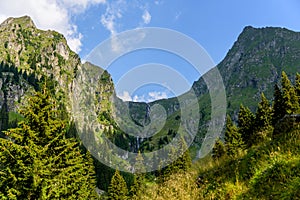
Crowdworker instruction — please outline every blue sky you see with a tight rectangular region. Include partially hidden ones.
[1,0,300,102]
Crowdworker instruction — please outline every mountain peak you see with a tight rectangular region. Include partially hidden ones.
[238,25,298,41]
[0,15,36,29]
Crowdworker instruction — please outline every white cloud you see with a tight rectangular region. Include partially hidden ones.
[133,94,146,102]
[0,0,105,53]
[174,11,182,21]
[118,90,168,103]
[142,10,151,24]
[118,91,132,101]
[154,1,160,5]
[100,1,152,52]
[60,0,106,13]
[100,0,126,35]
[148,91,168,102]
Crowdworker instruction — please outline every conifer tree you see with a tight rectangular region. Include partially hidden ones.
[130,151,146,200]
[108,170,128,200]
[160,137,192,181]
[130,175,143,200]
[224,115,244,157]
[212,138,226,159]
[281,71,299,114]
[0,98,8,134]
[272,84,285,125]
[238,104,255,147]
[255,93,272,130]
[0,89,98,199]
[295,73,300,102]
[253,93,273,143]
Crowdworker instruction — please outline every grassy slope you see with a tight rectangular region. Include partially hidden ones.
[195,123,300,199]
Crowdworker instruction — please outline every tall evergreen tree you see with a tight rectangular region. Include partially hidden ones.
[212,138,226,160]
[272,84,285,125]
[160,137,192,181]
[295,73,300,102]
[253,93,273,143]
[238,104,255,147]
[130,175,143,200]
[0,99,8,134]
[224,115,244,157]
[108,170,128,200]
[0,89,98,199]
[130,152,146,200]
[255,93,272,131]
[281,71,299,114]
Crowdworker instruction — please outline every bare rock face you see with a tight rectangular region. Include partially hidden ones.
[193,26,300,113]
[0,16,36,29]
[0,16,115,135]
[0,16,83,114]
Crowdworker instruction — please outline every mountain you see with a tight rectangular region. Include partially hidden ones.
[216,26,300,111]
[0,16,299,159]
[0,16,78,113]
[0,16,116,135]
[137,26,300,154]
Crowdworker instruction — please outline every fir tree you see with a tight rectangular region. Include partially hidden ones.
[0,89,98,199]
[295,73,300,102]
[281,71,299,114]
[212,138,226,159]
[224,115,244,157]
[238,104,255,147]
[272,84,285,125]
[130,152,145,200]
[253,93,273,143]
[0,99,8,134]
[108,170,128,200]
[130,175,143,200]
[255,93,272,130]
[160,137,192,181]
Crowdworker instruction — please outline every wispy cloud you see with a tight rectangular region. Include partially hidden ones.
[0,0,106,53]
[174,11,182,21]
[100,1,153,52]
[100,0,125,36]
[142,10,151,24]
[154,0,163,5]
[60,0,106,13]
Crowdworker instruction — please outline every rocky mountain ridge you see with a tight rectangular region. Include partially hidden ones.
[0,16,299,157]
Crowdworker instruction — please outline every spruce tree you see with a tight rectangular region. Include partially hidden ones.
[295,73,300,102]
[212,138,226,160]
[255,93,272,130]
[253,93,273,143]
[160,137,192,181]
[272,84,285,125]
[281,71,299,114]
[238,104,255,147]
[130,151,146,199]
[130,175,142,200]
[0,89,98,199]
[224,115,244,157]
[0,99,8,134]
[108,170,128,200]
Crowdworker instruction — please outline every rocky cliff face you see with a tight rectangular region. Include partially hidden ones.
[218,26,300,111]
[0,16,83,112]
[192,26,300,114]
[0,16,115,135]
